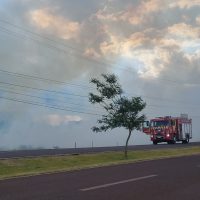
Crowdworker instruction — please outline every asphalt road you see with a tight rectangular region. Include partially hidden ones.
[0,142,200,159]
[0,154,200,200]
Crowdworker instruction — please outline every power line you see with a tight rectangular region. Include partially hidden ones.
[0,25,111,79]
[0,19,84,53]
[0,95,101,116]
[0,84,103,110]
[0,67,92,89]
[0,19,123,69]
[0,19,198,120]
[0,84,78,101]
[0,25,119,72]
[0,66,200,110]
[0,95,146,121]
[0,77,200,110]
[0,26,68,54]
[0,80,88,98]
[0,96,152,122]
[0,19,199,86]
[1,87,200,110]
[1,66,200,107]
[0,21,199,109]
[0,88,102,112]
[1,93,200,120]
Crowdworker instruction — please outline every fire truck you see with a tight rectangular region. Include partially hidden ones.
[143,114,192,145]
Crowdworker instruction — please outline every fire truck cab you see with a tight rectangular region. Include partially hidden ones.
[143,115,192,145]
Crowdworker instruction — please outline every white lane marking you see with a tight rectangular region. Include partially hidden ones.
[80,174,158,192]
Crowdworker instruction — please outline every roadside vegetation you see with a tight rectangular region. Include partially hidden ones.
[0,146,200,180]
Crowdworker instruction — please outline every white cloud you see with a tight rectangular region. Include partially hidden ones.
[169,0,200,9]
[83,48,101,59]
[168,23,200,39]
[44,114,82,126]
[96,0,164,25]
[29,9,81,40]
[196,16,200,25]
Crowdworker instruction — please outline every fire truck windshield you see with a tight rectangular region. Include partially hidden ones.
[151,121,169,127]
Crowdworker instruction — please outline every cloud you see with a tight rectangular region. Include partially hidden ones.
[44,114,82,126]
[169,0,200,9]
[30,9,81,40]
[96,0,166,26]
[160,49,200,84]
[168,23,200,39]
[96,4,144,25]
[96,2,200,79]
[196,16,200,25]
[122,0,164,25]
[83,48,101,59]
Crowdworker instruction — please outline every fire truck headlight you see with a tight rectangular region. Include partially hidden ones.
[166,133,170,137]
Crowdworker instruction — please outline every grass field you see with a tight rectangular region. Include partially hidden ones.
[0,146,200,180]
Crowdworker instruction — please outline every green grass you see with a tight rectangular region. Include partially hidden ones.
[0,146,200,180]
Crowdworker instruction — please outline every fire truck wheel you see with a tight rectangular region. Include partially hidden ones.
[182,136,189,144]
[186,135,190,144]
[153,141,157,145]
[167,141,171,144]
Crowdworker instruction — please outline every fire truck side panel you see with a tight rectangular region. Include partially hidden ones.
[178,119,192,140]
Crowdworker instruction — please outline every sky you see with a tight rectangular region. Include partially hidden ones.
[0,0,200,150]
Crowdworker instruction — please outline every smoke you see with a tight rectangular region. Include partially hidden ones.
[0,0,200,149]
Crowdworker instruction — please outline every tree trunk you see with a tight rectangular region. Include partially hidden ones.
[125,129,132,159]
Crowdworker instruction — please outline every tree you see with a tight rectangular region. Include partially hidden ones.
[89,74,146,158]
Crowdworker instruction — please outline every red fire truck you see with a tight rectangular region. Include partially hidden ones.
[143,115,192,145]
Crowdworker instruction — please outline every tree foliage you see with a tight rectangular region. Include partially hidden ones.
[89,74,146,158]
